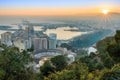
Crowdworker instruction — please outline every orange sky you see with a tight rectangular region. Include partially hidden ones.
[0,0,120,16]
[0,7,119,16]
[0,8,113,16]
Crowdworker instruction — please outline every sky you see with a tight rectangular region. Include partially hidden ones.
[0,0,120,16]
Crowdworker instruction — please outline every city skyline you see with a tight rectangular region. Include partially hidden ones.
[0,0,120,16]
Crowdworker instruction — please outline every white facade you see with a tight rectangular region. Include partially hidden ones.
[67,54,75,64]
[88,47,97,55]
[13,37,28,51]
[1,32,12,46]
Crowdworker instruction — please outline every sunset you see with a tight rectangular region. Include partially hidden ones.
[102,9,110,15]
[0,0,119,16]
[0,0,120,80]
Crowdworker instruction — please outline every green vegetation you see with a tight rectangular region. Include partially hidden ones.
[39,55,67,79]
[40,61,55,77]
[43,30,120,80]
[50,55,67,71]
[106,30,120,62]
[44,61,88,80]
[99,64,120,80]
[0,46,37,80]
[1,30,120,80]
[60,43,72,50]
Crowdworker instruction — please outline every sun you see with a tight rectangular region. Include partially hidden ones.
[102,9,109,15]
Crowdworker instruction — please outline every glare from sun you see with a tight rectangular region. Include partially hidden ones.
[102,9,109,15]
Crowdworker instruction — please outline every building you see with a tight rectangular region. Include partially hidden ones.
[34,37,48,51]
[6,21,59,51]
[18,24,22,30]
[22,20,34,35]
[48,39,56,49]
[67,54,75,64]
[48,33,57,49]
[25,24,34,35]
[49,33,57,40]
[1,32,12,46]
[13,37,28,51]
[87,47,97,55]
[27,37,32,49]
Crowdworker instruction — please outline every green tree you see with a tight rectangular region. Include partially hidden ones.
[67,61,88,80]
[0,47,36,80]
[115,30,120,43]
[106,42,120,63]
[79,55,104,72]
[40,61,55,77]
[60,43,72,50]
[45,60,88,80]
[105,30,120,63]
[44,70,76,80]
[96,36,115,68]
[51,55,67,71]
[99,64,120,80]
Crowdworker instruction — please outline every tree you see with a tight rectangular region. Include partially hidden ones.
[99,64,120,80]
[115,30,120,43]
[27,46,34,52]
[44,70,76,80]
[0,47,35,80]
[106,31,120,63]
[67,61,88,80]
[60,43,72,50]
[107,44,120,62]
[96,36,115,68]
[51,55,67,71]
[45,60,88,80]
[40,61,55,77]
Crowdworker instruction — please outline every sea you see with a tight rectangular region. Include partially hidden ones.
[0,14,120,48]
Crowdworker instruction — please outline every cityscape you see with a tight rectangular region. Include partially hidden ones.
[0,20,77,73]
[0,0,120,80]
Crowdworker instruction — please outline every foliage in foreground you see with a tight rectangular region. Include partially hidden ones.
[1,30,120,80]
[43,30,120,80]
[0,46,37,80]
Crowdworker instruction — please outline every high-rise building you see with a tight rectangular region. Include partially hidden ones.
[49,33,57,40]
[18,24,22,30]
[13,37,28,51]
[48,39,57,49]
[25,24,34,35]
[49,33,57,49]
[1,32,12,46]
[26,37,32,49]
[34,37,48,51]
[22,20,34,35]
